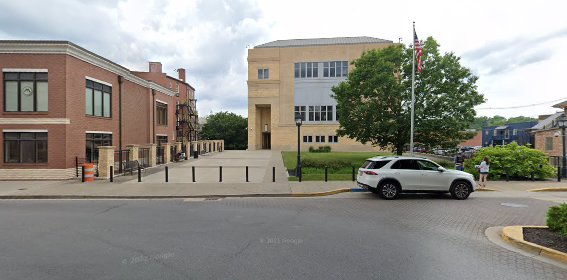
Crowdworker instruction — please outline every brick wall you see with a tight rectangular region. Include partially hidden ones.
[534,128,563,157]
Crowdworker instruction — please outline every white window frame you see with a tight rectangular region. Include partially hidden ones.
[258,68,269,80]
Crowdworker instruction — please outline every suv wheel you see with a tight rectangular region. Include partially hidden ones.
[450,181,471,200]
[378,181,400,200]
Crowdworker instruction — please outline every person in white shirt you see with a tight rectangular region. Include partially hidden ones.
[475,157,490,189]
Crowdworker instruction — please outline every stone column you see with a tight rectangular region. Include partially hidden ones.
[148,144,157,167]
[175,141,182,152]
[164,143,171,163]
[127,144,139,162]
[97,146,115,179]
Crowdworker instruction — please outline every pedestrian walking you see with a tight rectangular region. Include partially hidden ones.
[454,152,465,171]
[475,157,490,188]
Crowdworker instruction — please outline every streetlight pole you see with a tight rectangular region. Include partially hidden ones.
[295,113,303,182]
[558,116,567,178]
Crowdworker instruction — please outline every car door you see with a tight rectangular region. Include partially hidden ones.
[416,160,449,191]
[390,159,422,190]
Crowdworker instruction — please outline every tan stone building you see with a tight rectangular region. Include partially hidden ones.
[247,37,393,151]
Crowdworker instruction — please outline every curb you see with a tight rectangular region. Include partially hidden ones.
[476,188,497,192]
[0,188,367,200]
[501,226,567,264]
[527,188,567,192]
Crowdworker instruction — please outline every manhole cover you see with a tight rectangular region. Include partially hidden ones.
[500,203,528,208]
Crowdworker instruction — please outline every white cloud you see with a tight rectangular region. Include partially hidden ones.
[0,0,566,119]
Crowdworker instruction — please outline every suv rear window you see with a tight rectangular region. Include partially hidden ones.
[361,160,390,169]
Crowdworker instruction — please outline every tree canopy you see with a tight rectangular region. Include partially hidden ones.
[200,111,247,150]
[470,115,537,130]
[332,37,485,155]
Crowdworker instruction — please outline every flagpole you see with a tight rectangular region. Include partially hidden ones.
[410,22,416,156]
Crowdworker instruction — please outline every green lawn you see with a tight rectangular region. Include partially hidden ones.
[281,151,392,181]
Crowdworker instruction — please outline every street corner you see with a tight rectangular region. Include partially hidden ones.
[528,188,567,192]
[501,226,567,265]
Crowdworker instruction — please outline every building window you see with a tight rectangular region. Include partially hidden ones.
[545,137,553,151]
[157,135,168,146]
[294,62,318,78]
[86,133,112,163]
[86,80,111,117]
[504,130,510,139]
[308,105,334,122]
[4,72,48,112]
[258,68,269,80]
[294,106,306,121]
[156,102,168,126]
[513,129,518,136]
[4,132,47,163]
[328,136,338,143]
[323,61,348,77]
[303,136,312,143]
[315,136,325,143]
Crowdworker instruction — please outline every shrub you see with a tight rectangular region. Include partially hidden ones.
[301,158,350,171]
[463,142,555,180]
[547,204,567,237]
[309,146,332,153]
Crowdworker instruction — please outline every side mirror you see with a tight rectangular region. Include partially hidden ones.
[437,167,446,172]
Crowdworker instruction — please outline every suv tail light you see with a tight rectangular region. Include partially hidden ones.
[363,171,378,175]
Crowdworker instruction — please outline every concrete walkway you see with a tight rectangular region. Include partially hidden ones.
[0,150,566,198]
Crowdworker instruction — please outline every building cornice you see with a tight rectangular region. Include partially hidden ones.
[0,118,70,125]
[0,41,177,97]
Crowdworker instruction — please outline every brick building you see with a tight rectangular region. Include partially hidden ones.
[0,40,198,179]
[530,111,565,160]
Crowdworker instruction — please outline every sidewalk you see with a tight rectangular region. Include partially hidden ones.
[0,149,566,198]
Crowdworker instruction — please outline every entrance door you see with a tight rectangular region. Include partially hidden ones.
[262,132,271,149]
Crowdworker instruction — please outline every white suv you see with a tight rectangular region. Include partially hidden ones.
[357,156,476,200]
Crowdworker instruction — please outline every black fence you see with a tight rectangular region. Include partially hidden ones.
[139,148,150,168]
[157,146,165,165]
[170,145,176,162]
[114,149,132,174]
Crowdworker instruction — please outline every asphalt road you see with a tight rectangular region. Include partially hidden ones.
[0,193,566,280]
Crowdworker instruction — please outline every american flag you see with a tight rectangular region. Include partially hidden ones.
[414,31,423,73]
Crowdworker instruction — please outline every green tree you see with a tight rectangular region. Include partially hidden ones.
[470,115,537,130]
[464,142,555,180]
[200,112,247,150]
[332,38,484,155]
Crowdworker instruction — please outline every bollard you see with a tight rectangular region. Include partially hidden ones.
[246,166,249,182]
[192,166,196,182]
[272,166,275,182]
[110,166,114,182]
[219,166,223,182]
[325,166,328,182]
[165,166,169,183]
[558,166,561,182]
[138,165,141,182]
[352,167,355,181]
[81,165,85,182]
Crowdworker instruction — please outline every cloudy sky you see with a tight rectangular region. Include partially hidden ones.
[1,0,566,118]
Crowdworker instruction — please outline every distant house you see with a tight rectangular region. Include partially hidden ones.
[529,109,565,159]
[482,121,537,147]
